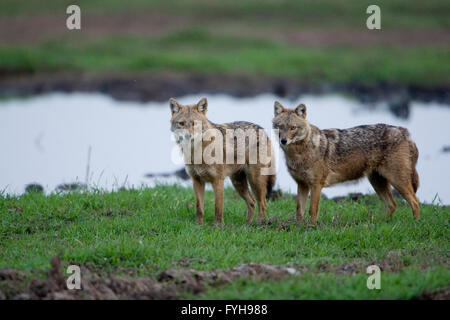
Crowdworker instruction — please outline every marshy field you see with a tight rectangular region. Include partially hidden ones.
[0,0,449,300]
[1,186,449,299]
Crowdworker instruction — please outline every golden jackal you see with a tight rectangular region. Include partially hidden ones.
[272,101,420,223]
[170,97,275,225]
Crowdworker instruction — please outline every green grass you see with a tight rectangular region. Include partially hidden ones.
[1,30,449,85]
[0,0,448,29]
[0,1,448,86]
[195,267,449,299]
[1,185,449,299]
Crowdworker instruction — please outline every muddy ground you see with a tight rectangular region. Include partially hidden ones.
[0,255,447,300]
[0,257,302,300]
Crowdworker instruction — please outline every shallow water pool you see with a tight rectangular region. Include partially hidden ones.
[0,92,449,204]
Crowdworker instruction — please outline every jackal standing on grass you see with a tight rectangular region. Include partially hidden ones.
[272,101,420,223]
[170,97,275,225]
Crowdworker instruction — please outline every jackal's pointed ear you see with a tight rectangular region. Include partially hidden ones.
[196,97,208,114]
[169,98,181,115]
[274,101,285,116]
[295,103,307,118]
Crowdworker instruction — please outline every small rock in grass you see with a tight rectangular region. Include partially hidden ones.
[441,145,450,153]
[25,183,44,193]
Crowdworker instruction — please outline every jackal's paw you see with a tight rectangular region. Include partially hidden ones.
[307,221,318,228]
[213,221,224,227]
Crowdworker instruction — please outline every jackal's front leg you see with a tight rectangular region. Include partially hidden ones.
[297,183,310,224]
[193,177,205,225]
[212,178,225,226]
[309,184,323,224]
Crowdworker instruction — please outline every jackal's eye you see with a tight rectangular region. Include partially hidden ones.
[290,126,297,130]
[178,121,185,127]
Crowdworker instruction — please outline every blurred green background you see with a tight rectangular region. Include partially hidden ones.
[0,0,449,85]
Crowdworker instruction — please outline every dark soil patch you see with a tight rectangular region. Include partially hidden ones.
[417,287,450,300]
[171,258,207,268]
[0,257,300,300]
[1,252,446,300]
[0,268,27,299]
[157,263,299,293]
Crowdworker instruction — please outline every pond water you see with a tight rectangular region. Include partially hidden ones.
[0,92,449,204]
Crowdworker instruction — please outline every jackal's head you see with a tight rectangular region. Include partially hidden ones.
[272,101,311,148]
[169,97,211,144]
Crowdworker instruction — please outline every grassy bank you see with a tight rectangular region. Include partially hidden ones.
[1,31,449,85]
[1,185,448,299]
[0,0,449,86]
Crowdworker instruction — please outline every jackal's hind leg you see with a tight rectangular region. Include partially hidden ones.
[381,166,420,220]
[392,182,420,220]
[368,171,397,217]
[247,168,267,221]
[231,171,256,223]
